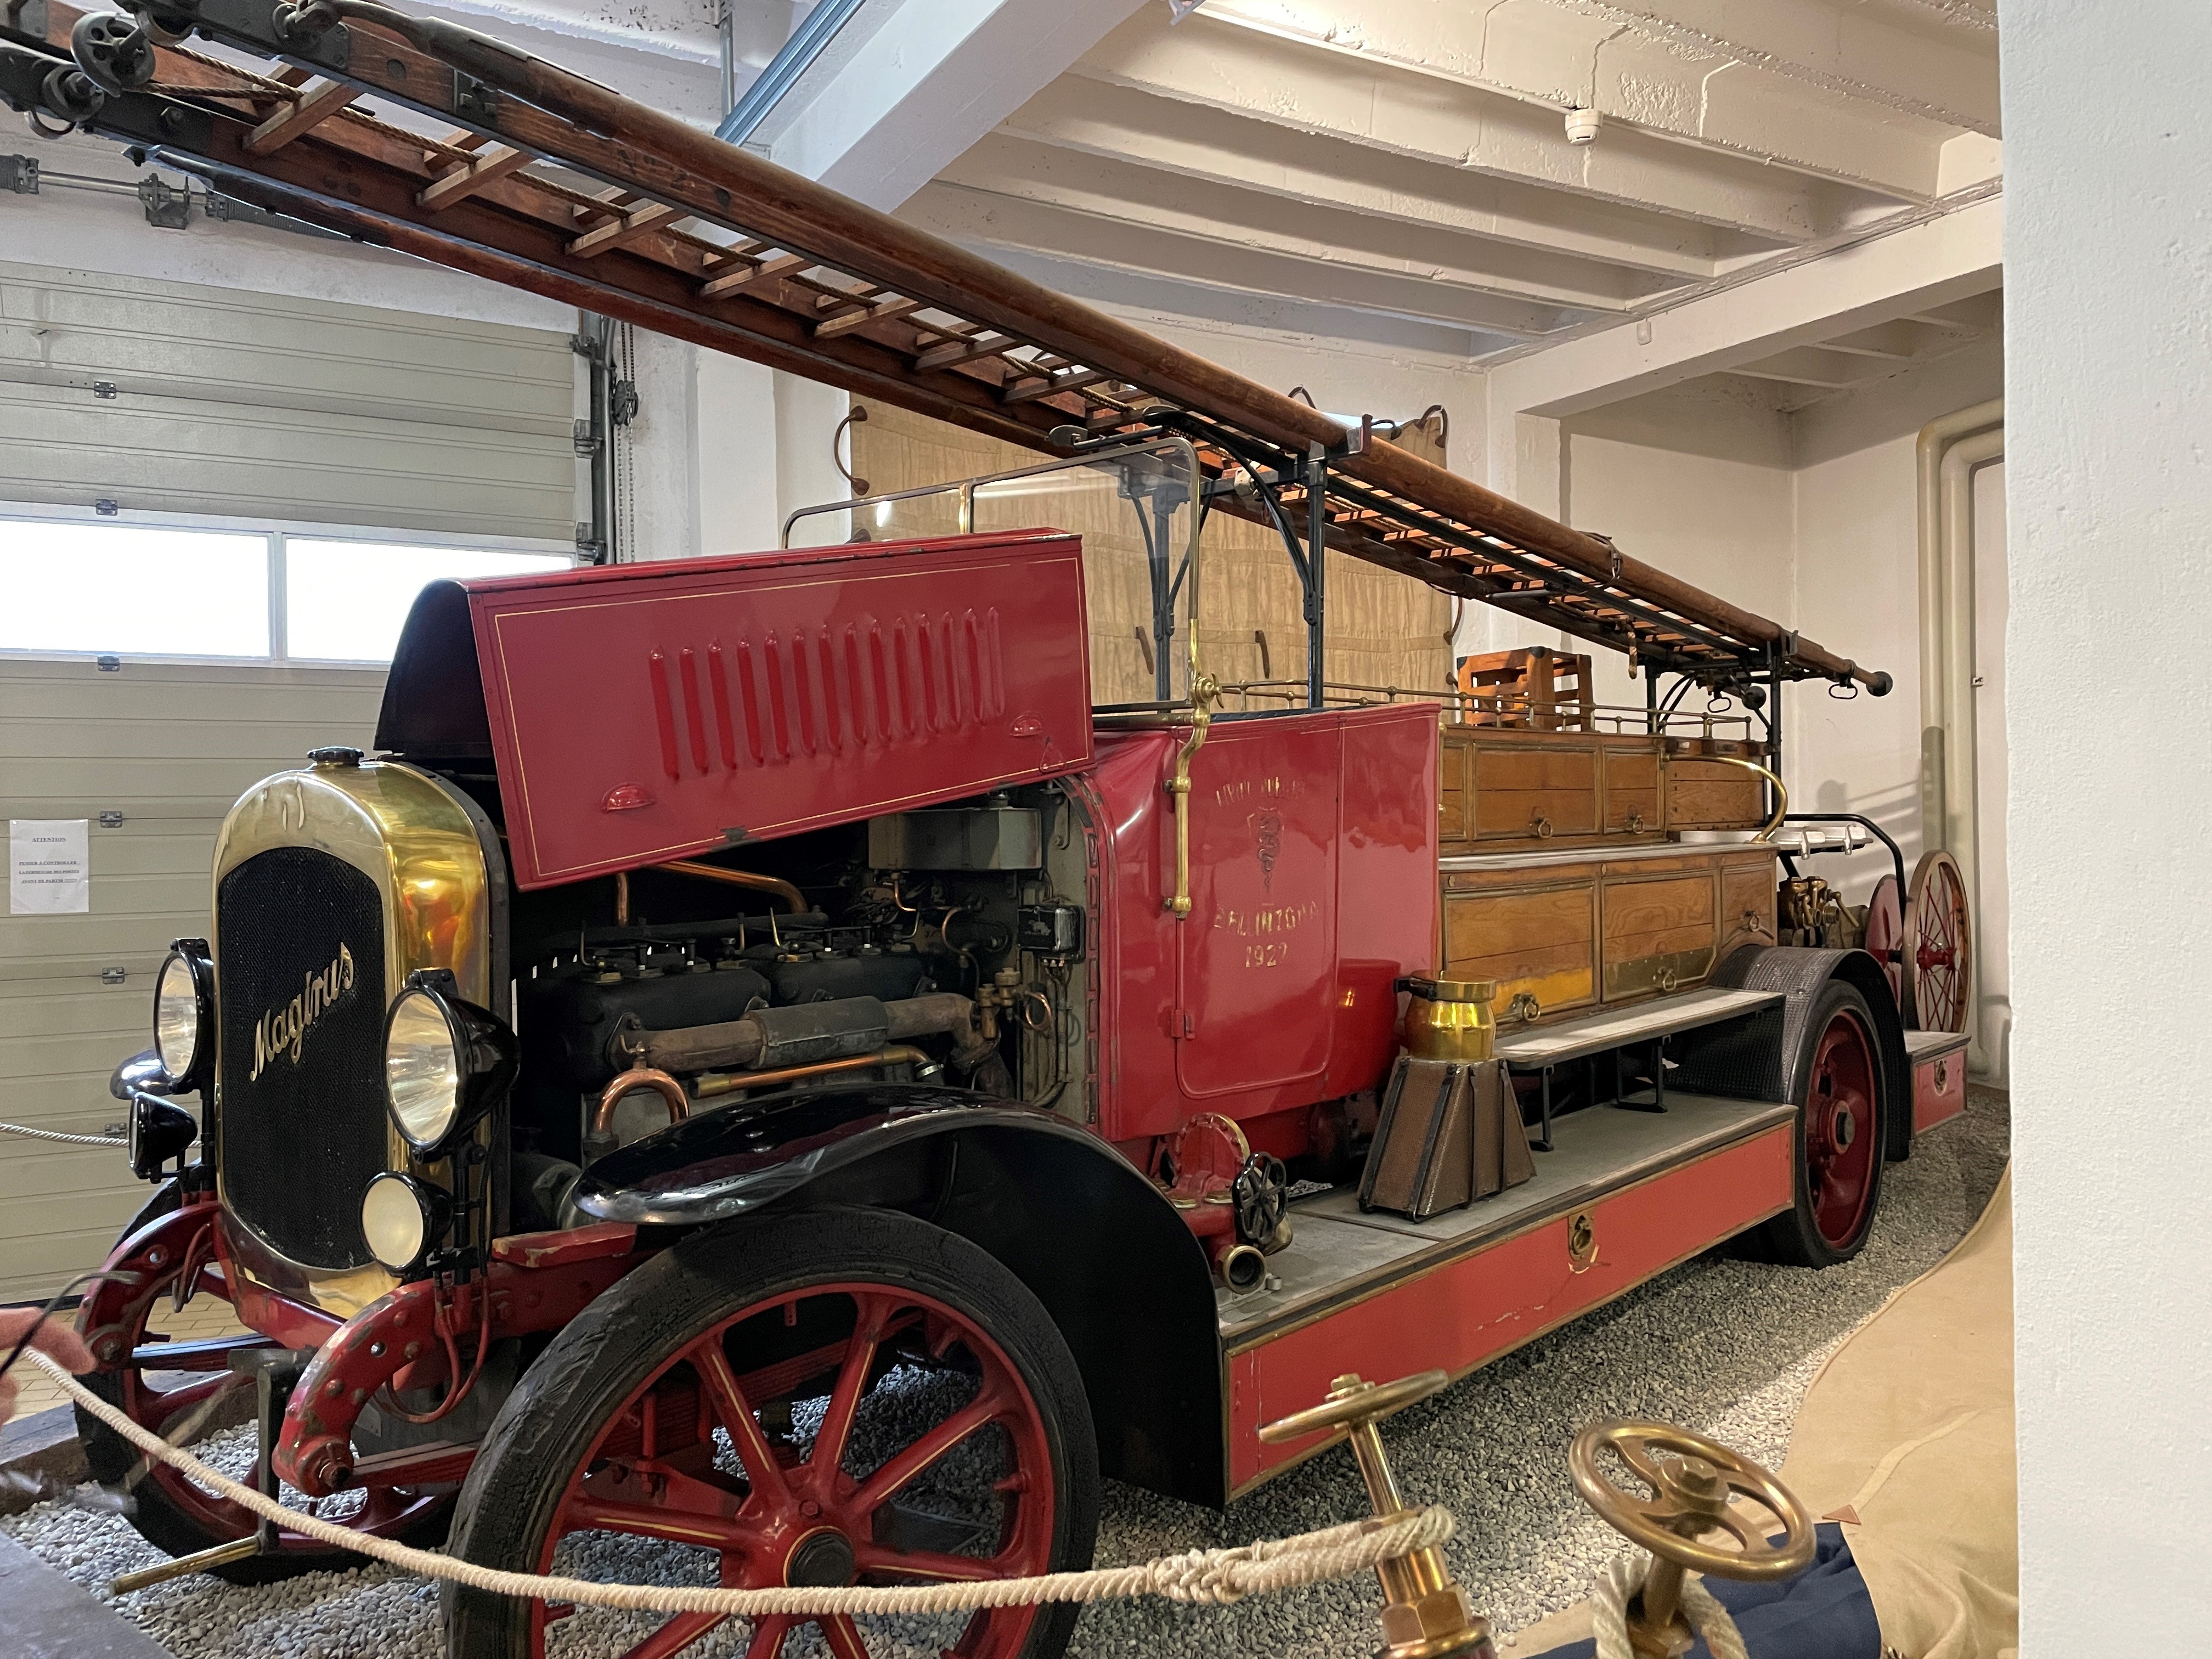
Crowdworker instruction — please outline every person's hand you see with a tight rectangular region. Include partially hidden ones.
[0,1307,95,1426]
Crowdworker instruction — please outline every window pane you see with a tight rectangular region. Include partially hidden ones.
[286,542,572,663]
[0,520,269,657]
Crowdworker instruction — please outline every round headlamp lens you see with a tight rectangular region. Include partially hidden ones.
[384,988,462,1149]
[362,1171,443,1273]
[153,950,203,1082]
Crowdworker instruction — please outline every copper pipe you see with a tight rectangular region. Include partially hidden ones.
[693,1046,928,1101]
[656,861,806,912]
[592,1067,690,1135]
[614,870,630,927]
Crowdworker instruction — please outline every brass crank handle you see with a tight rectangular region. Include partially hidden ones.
[1259,1369,1448,1445]
[1568,1419,1815,1581]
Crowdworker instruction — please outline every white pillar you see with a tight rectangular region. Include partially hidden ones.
[1458,411,1570,659]
[2002,2,2212,1647]
[773,371,851,538]
[616,329,699,562]
[695,352,781,555]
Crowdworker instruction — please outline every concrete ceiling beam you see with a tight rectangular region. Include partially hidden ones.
[1194,0,1954,201]
[760,0,1147,210]
[901,180,1582,338]
[998,75,1758,280]
[1819,316,1982,359]
[970,241,1522,360]
[1485,191,2000,443]
[1728,344,1894,388]
[935,132,1683,313]
[1075,11,1881,246]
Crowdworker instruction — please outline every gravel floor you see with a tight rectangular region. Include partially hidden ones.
[4,1092,2008,1659]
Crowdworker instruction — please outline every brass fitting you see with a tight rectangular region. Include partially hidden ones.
[1260,1371,1495,1659]
[975,969,1023,1043]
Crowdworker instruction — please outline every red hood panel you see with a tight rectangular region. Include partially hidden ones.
[462,533,1094,888]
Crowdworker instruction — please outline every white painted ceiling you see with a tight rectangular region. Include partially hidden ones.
[394,0,2002,400]
[901,0,2002,367]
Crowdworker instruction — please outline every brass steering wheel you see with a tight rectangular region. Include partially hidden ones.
[1257,1369,1446,1447]
[1568,1419,1815,1580]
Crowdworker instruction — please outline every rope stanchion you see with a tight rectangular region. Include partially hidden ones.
[1589,1553,1748,1659]
[29,1349,1452,1616]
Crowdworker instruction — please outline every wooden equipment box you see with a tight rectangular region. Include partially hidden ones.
[1439,843,1780,1025]
[1437,725,1768,856]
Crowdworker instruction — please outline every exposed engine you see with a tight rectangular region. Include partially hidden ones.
[505,785,1092,1225]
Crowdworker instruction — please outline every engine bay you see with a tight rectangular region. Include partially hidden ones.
[504,780,1093,1199]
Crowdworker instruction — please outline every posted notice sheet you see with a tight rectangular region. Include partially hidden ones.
[10,819,90,914]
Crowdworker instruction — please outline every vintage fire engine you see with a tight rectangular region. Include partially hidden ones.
[1,2,1971,1655]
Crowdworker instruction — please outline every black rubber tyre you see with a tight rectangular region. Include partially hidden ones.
[75,1180,450,1584]
[1747,979,1888,1268]
[445,1205,1101,1659]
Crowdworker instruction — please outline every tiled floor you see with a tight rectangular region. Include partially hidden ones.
[12,1295,252,1418]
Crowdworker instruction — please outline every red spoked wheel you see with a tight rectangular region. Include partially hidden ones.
[1803,1010,1878,1252]
[1903,849,1972,1036]
[447,1206,1098,1659]
[1750,982,1887,1269]
[74,1184,452,1582]
[1861,873,1908,1023]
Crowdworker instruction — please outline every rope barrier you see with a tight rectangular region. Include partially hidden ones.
[0,1122,125,1146]
[1589,1553,1748,1659]
[30,1349,1453,1616]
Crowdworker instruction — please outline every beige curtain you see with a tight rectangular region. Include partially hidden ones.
[851,404,1454,708]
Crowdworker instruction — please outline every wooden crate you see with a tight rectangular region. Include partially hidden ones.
[1454,646,1591,731]
[1440,845,1779,1025]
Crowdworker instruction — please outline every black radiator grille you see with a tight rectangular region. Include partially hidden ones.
[217,848,388,1269]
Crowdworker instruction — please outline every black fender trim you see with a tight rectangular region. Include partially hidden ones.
[1676,945,1912,1162]
[571,1083,1227,1506]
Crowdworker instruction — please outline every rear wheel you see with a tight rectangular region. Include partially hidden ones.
[445,1206,1099,1659]
[1751,981,1886,1268]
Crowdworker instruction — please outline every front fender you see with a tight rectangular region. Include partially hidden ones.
[573,1083,1098,1226]
[573,1084,1230,1506]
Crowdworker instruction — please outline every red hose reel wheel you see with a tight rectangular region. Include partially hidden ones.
[1903,849,1973,1036]
[1862,873,1908,1022]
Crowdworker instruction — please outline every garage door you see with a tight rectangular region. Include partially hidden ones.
[1,263,579,1301]
[0,257,579,539]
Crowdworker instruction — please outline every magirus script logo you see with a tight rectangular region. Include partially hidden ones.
[250,944,356,1081]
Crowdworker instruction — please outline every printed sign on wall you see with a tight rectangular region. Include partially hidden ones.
[10,819,90,914]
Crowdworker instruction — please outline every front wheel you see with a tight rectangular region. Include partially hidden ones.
[445,1206,1100,1659]
[1749,981,1887,1268]
[75,1181,451,1582]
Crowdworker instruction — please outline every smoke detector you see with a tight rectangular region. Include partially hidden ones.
[1565,106,1601,145]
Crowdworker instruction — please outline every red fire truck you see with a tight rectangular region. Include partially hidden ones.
[0,5,1955,1657]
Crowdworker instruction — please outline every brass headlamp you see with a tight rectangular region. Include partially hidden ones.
[380,970,517,1155]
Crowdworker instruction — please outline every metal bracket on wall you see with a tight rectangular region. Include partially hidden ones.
[137,172,188,228]
[0,153,37,193]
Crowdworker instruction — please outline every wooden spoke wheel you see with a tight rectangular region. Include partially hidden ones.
[1750,982,1886,1268]
[74,1183,451,1583]
[446,1207,1098,1659]
[1903,850,1972,1035]
[1862,873,1908,1022]
[1803,1008,1880,1252]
